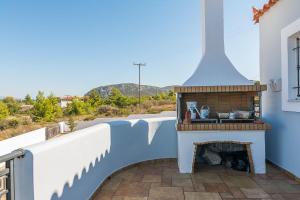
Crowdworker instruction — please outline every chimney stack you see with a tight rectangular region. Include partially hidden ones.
[183,0,252,87]
[201,0,225,55]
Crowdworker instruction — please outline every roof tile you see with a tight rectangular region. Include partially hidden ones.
[253,0,279,23]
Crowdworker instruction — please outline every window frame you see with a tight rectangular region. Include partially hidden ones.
[281,18,300,112]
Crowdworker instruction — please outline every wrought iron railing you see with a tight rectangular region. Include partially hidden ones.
[0,150,24,200]
[293,38,300,98]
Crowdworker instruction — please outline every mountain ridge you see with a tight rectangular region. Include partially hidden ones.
[86,83,177,97]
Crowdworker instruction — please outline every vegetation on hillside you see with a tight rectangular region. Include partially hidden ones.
[0,88,176,140]
[86,83,176,97]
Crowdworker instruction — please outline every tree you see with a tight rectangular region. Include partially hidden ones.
[87,90,103,108]
[107,88,130,108]
[3,96,21,115]
[32,91,63,122]
[66,98,92,116]
[24,94,34,105]
[167,90,176,101]
[67,117,76,132]
[0,101,9,120]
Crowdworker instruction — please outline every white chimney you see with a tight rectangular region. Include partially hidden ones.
[183,0,252,86]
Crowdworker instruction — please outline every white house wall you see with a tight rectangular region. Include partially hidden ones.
[14,117,177,200]
[259,0,300,178]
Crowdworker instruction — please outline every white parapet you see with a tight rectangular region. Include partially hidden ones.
[14,117,177,200]
[177,130,266,174]
[0,128,46,156]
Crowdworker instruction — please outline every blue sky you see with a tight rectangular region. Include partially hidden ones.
[0,0,266,98]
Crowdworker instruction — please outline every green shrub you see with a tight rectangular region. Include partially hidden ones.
[141,100,153,110]
[3,97,21,115]
[0,120,8,131]
[67,117,76,132]
[86,90,103,108]
[66,98,92,116]
[8,118,19,129]
[83,115,96,121]
[20,116,33,125]
[24,94,34,105]
[32,91,63,122]
[0,101,9,120]
[106,88,131,108]
[97,105,119,116]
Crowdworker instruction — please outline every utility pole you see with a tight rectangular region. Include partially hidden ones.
[133,63,146,106]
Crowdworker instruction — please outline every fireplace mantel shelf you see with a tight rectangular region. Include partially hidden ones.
[177,123,271,131]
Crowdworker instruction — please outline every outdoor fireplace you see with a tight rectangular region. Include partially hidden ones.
[193,142,254,174]
[176,0,270,174]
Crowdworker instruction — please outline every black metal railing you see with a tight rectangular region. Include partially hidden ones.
[0,149,24,200]
[293,38,300,98]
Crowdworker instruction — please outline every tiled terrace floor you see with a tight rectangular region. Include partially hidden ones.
[93,159,300,200]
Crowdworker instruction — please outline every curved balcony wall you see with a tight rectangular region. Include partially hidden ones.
[14,117,177,200]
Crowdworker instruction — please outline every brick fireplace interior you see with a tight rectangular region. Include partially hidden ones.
[181,92,255,119]
[175,85,271,132]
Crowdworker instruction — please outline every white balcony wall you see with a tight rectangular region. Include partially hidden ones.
[0,128,46,156]
[14,117,177,200]
[259,0,300,178]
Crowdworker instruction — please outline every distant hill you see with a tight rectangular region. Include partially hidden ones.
[86,83,177,97]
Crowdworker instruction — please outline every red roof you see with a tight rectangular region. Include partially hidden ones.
[253,0,279,23]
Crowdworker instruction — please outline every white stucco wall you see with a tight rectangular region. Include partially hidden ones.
[183,0,251,86]
[0,128,46,156]
[177,131,266,174]
[259,0,300,178]
[14,117,177,200]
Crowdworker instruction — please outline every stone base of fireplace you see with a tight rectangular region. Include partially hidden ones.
[177,130,266,174]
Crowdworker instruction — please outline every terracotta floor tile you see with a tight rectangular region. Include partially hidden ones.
[161,176,172,186]
[204,183,229,193]
[286,179,300,185]
[163,168,191,179]
[251,176,273,185]
[113,197,148,200]
[270,194,285,199]
[172,173,191,179]
[130,173,144,183]
[191,177,206,192]
[142,175,161,183]
[192,173,223,184]
[101,177,123,192]
[138,165,162,176]
[172,177,194,191]
[114,182,150,197]
[172,178,193,187]
[92,160,300,200]
[260,180,300,194]
[221,175,259,188]
[219,192,234,199]
[240,188,270,199]
[266,165,282,174]
[184,192,222,200]
[229,187,246,198]
[111,197,124,200]
[114,170,135,181]
[93,190,114,200]
[162,168,179,178]
[260,183,280,194]
[148,187,184,200]
[280,193,300,200]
